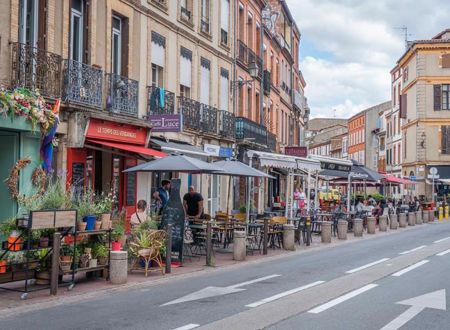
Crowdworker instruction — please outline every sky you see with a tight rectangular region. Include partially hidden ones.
[286,0,450,119]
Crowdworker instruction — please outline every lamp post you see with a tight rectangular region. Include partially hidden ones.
[231,62,259,89]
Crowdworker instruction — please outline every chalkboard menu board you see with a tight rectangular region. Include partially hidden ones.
[126,172,136,206]
[161,179,185,263]
[72,163,84,199]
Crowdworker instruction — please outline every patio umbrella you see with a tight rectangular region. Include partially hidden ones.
[212,159,275,217]
[123,154,223,174]
[350,160,383,182]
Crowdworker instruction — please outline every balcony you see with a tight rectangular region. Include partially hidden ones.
[147,86,175,115]
[235,117,267,146]
[200,104,218,136]
[293,90,304,113]
[179,96,201,131]
[10,42,62,99]
[237,40,262,75]
[63,60,103,109]
[267,131,277,152]
[219,110,235,140]
[106,73,139,117]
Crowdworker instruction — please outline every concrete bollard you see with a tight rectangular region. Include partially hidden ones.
[379,215,388,232]
[429,209,435,221]
[416,211,423,225]
[408,212,416,226]
[390,214,398,229]
[367,217,376,234]
[321,222,332,243]
[110,251,128,285]
[337,220,348,240]
[353,218,363,237]
[399,213,407,228]
[283,224,295,251]
[233,231,247,261]
[423,210,429,223]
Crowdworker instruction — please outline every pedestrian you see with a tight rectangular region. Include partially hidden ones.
[183,186,204,219]
[293,187,301,210]
[130,200,148,228]
[152,179,171,214]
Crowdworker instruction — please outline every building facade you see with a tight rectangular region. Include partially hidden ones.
[396,29,450,199]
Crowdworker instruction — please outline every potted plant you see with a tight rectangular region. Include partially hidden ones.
[30,230,41,249]
[76,189,97,231]
[95,192,113,229]
[39,229,53,248]
[111,223,125,251]
[7,251,25,272]
[92,243,108,266]
[77,220,87,232]
[0,217,18,240]
[35,248,50,285]
[0,252,8,273]
[38,179,73,210]
[89,244,98,268]
[60,245,73,272]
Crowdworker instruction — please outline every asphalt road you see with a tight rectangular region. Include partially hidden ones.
[1,221,450,330]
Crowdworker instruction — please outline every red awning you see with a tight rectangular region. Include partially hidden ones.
[383,174,416,185]
[86,139,167,158]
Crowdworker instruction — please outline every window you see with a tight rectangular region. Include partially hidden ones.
[70,0,84,62]
[19,0,39,46]
[442,126,450,154]
[238,3,244,41]
[247,86,252,120]
[435,84,450,111]
[255,92,260,123]
[220,0,229,45]
[393,145,397,165]
[112,15,122,75]
[151,31,166,87]
[398,144,401,163]
[256,23,261,56]
[247,12,253,49]
[180,47,192,98]
[393,85,396,106]
[200,0,210,34]
[180,0,192,22]
[200,57,211,105]
[219,68,229,111]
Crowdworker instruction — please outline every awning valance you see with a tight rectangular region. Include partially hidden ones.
[86,139,167,158]
[150,138,208,159]
[247,150,321,171]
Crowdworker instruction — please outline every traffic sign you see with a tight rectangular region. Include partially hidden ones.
[430,167,438,175]
[428,174,440,179]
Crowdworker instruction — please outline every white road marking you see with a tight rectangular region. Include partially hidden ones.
[434,236,450,243]
[399,245,426,255]
[345,258,391,274]
[173,324,200,330]
[436,249,450,256]
[246,281,325,308]
[380,289,446,330]
[392,260,429,277]
[307,284,378,314]
[228,274,281,289]
[162,274,281,306]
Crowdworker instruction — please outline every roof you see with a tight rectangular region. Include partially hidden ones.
[307,118,348,132]
[307,125,348,147]
[433,28,450,40]
[349,101,391,121]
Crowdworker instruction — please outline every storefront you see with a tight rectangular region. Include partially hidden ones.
[67,118,165,217]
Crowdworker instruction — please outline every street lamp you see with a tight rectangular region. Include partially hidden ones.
[232,62,259,88]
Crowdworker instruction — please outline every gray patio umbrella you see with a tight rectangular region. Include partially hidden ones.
[350,160,383,182]
[123,154,223,174]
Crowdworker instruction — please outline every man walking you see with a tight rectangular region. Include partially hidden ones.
[183,186,204,219]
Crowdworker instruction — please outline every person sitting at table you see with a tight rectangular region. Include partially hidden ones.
[130,200,148,228]
[355,199,364,214]
[183,186,204,220]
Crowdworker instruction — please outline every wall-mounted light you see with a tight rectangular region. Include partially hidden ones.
[420,132,426,148]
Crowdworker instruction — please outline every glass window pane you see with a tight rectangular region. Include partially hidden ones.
[72,0,83,12]
[113,16,121,31]
[72,16,81,61]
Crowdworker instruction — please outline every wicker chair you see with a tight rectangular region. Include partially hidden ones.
[129,230,166,277]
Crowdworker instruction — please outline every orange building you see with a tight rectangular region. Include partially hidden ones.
[348,113,366,164]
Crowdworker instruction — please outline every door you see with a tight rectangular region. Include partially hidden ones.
[208,174,220,215]
[123,158,137,218]
[0,132,19,220]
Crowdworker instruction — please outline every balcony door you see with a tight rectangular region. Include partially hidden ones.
[70,0,84,63]
[19,0,38,47]
[112,15,122,76]
[208,175,221,216]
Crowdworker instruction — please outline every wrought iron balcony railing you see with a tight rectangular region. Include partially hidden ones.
[10,42,62,99]
[147,86,175,115]
[219,110,235,140]
[267,131,277,152]
[235,117,268,146]
[106,73,139,117]
[63,59,103,109]
[237,40,262,75]
[237,40,248,65]
[179,96,201,131]
[200,104,218,136]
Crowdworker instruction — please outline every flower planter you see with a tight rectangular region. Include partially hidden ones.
[60,255,73,263]
[84,215,97,231]
[94,221,102,230]
[0,260,6,273]
[35,270,50,285]
[111,241,122,251]
[77,222,87,232]
[39,237,49,248]
[98,256,108,266]
[101,214,112,229]
[89,259,98,268]
[60,260,72,272]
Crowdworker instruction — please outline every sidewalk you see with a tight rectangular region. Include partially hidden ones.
[0,221,440,316]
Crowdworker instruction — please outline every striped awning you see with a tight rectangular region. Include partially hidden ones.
[247,150,321,171]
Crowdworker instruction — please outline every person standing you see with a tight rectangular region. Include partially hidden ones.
[152,180,171,214]
[183,186,204,219]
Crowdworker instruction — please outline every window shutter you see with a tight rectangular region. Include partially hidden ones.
[399,94,407,118]
[434,85,442,111]
[83,0,90,64]
[121,17,129,76]
[442,54,450,68]
[37,0,47,49]
[442,126,448,154]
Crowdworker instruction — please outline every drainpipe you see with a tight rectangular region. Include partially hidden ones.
[259,11,264,127]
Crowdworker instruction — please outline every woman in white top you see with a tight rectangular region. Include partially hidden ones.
[130,200,148,228]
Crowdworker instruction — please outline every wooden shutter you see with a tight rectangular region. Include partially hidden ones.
[442,54,450,68]
[121,17,129,77]
[37,0,47,49]
[399,94,407,118]
[83,0,90,64]
[442,126,448,154]
[434,85,442,111]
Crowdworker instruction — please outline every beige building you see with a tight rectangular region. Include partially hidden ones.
[396,29,450,199]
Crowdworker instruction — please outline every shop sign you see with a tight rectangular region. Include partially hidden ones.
[203,144,233,158]
[320,162,352,172]
[285,146,308,158]
[149,114,181,132]
[86,119,147,145]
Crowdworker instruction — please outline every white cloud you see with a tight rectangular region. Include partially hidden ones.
[286,0,450,118]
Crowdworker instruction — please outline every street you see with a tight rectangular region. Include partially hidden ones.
[1,222,449,330]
